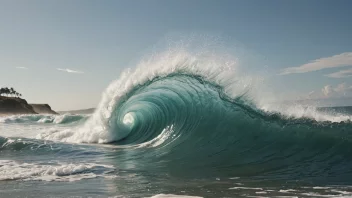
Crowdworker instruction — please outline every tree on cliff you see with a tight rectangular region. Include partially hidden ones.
[10,88,15,96]
[0,87,22,98]
[0,87,9,96]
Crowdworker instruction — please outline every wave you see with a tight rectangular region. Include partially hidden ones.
[0,160,115,182]
[34,50,352,181]
[38,50,351,143]
[0,114,89,124]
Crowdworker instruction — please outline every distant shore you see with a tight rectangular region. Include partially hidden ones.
[57,108,95,115]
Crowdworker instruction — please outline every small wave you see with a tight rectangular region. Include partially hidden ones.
[0,160,115,182]
[0,114,88,124]
[0,137,62,152]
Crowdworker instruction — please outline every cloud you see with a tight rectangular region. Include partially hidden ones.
[321,83,352,97]
[321,85,333,97]
[16,67,28,69]
[325,68,352,78]
[57,68,84,74]
[280,52,352,75]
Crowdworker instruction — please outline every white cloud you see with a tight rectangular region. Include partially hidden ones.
[321,85,333,97]
[334,83,351,94]
[57,68,84,74]
[280,52,352,75]
[321,83,352,97]
[325,68,352,78]
[16,67,28,69]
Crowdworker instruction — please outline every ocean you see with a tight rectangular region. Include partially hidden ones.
[1,51,352,198]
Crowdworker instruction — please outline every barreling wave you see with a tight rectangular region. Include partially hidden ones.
[36,50,352,181]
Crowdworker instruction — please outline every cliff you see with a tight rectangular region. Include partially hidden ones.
[0,96,57,115]
[0,96,37,114]
[30,104,58,114]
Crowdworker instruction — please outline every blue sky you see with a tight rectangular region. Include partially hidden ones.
[1,0,352,110]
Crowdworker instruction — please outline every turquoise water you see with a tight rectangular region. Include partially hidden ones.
[1,53,352,197]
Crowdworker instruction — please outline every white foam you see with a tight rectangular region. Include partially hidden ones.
[229,187,263,190]
[279,189,297,193]
[299,192,340,197]
[0,160,115,182]
[312,186,332,190]
[37,128,76,141]
[150,194,202,198]
[136,125,176,148]
[260,103,351,122]
[38,117,54,123]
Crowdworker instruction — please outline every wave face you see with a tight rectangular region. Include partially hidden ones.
[36,50,352,182]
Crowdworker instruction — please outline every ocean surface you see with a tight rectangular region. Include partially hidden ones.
[1,52,352,198]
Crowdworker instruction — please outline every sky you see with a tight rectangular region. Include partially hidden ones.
[1,0,352,110]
